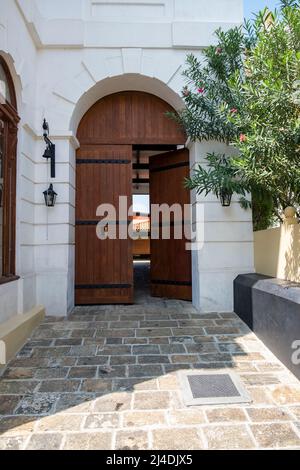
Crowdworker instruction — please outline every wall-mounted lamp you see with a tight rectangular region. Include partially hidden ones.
[43,184,57,207]
[42,119,57,207]
[42,118,55,178]
[220,189,233,207]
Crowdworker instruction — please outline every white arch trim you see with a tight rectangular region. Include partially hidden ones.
[0,50,23,113]
[51,49,186,134]
[69,73,185,135]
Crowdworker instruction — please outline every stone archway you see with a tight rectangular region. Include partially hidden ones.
[69,73,186,136]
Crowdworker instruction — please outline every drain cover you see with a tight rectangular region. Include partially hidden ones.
[178,370,251,406]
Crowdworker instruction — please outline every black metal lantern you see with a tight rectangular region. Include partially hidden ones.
[43,184,57,207]
[220,188,233,207]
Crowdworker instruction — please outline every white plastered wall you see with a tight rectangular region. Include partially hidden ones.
[0,0,38,322]
[0,0,249,317]
[189,141,254,312]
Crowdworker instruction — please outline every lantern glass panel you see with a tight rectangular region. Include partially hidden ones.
[220,189,232,207]
[43,184,57,207]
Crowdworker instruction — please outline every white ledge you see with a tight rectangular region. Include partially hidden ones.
[15,1,241,51]
[0,305,45,364]
[23,124,80,149]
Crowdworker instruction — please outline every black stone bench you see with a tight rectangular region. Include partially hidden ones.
[234,273,300,381]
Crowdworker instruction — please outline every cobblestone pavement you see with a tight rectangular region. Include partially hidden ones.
[1,297,300,449]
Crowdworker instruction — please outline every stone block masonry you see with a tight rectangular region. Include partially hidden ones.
[0,299,300,450]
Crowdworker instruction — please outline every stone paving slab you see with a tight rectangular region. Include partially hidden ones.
[0,300,300,450]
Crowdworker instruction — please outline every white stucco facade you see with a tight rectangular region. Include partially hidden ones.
[0,0,254,320]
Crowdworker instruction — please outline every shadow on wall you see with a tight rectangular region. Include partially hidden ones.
[254,225,300,284]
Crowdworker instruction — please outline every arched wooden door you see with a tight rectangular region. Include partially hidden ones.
[75,91,189,305]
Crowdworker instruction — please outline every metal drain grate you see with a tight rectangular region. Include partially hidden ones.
[178,370,252,406]
[188,374,240,399]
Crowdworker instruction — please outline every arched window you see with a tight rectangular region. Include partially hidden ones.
[0,56,19,283]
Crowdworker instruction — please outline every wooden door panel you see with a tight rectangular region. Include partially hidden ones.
[75,144,133,304]
[150,149,192,301]
[77,92,186,146]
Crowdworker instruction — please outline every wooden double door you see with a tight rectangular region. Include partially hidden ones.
[75,91,191,305]
[75,145,191,304]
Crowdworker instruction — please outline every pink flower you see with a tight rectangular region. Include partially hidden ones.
[230,108,238,114]
[215,47,222,55]
[239,134,247,143]
[198,87,205,94]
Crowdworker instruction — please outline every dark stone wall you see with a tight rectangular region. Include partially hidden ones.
[234,274,300,381]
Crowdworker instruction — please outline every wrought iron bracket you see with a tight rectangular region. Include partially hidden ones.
[42,118,55,178]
